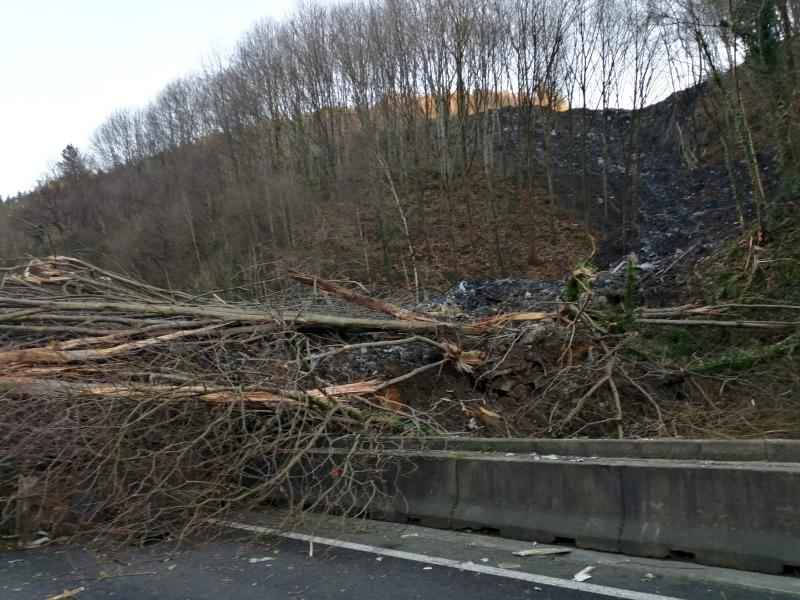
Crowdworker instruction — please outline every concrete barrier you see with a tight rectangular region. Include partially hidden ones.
[449,454,623,553]
[617,459,800,573]
[318,440,800,574]
[330,436,800,462]
[379,454,458,529]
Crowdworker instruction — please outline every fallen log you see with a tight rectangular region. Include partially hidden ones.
[0,376,384,411]
[0,297,453,333]
[0,323,226,365]
[288,269,440,322]
[637,318,800,330]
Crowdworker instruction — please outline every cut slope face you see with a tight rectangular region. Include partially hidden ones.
[491,89,762,274]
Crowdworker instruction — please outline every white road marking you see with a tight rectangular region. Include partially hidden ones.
[212,519,684,600]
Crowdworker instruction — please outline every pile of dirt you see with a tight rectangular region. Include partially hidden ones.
[423,278,562,316]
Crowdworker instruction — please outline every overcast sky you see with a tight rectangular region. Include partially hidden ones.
[0,0,294,199]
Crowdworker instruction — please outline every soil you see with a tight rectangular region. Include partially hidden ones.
[493,89,765,273]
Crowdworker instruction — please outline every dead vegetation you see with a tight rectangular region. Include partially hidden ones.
[1,256,799,544]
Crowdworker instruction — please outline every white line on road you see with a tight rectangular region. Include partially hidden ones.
[212,519,685,600]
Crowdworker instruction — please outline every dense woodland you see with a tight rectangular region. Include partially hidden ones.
[1,0,798,295]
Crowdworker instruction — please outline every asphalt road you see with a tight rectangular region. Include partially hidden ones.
[1,517,798,600]
[0,536,617,600]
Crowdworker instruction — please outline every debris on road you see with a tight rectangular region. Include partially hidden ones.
[24,535,51,549]
[46,588,85,600]
[512,547,571,557]
[247,557,276,564]
[573,566,595,582]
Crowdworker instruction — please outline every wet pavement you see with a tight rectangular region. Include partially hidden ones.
[2,513,798,600]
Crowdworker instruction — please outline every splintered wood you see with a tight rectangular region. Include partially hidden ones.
[0,258,502,420]
[288,269,440,323]
[2,256,796,420]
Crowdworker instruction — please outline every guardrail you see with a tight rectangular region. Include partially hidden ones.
[317,438,800,574]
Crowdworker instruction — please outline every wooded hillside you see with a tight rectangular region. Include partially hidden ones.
[1,0,798,297]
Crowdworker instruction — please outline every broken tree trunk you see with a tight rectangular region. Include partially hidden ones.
[0,296,453,334]
[288,269,439,322]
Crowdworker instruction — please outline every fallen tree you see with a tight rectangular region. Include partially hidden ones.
[1,256,798,544]
[0,258,448,544]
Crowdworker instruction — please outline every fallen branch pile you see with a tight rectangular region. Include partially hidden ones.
[1,256,798,543]
[0,257,461,544]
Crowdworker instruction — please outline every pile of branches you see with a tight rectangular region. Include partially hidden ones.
[0,257,468,544]
[1,257,799,544]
